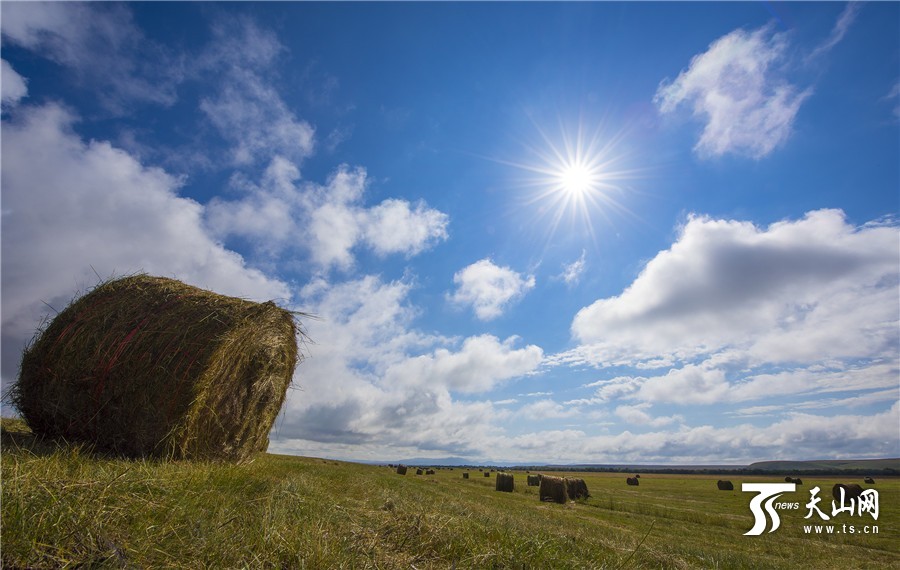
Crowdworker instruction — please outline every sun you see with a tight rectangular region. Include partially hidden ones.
[502,117,637,242]
[557,160,598,197]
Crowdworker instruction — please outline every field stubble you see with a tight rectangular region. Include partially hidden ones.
[2,419,898,569]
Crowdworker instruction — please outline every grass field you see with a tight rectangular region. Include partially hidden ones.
[2,418,898,569]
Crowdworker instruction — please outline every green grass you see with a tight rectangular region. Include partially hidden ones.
[3,418,899,569]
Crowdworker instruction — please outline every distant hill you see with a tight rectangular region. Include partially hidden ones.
[748,458,900,472]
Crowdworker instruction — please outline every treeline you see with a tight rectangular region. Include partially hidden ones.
[458,466,900,477]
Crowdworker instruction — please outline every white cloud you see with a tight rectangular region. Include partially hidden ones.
[519,399,579,420]
[362,199,449,257]
[808,2,861,61]
[450,259,535,320]
[1,102,289,382]
[197,17,314,166]
[571,209,899,368]
[1,59,27,107]
[559,249,587,285]
[207,160,449,271]
[384,335,543,394]
[654,23,811,159]
[614,403,683,427]
[273,275,539,457]
[1,2,182,111]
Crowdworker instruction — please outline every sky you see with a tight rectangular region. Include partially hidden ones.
[1,1,898,465]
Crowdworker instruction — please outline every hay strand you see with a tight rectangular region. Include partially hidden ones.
[11,274,307,461]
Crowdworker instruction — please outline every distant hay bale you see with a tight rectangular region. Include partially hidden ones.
[416,469,423,475]
[565,477,590,500]
[793,477,803,485]
[463,472,469,479]
[634,474,640,478]
[540,475,568,503]
[785,476,793,482]
[864,477,875,484]
[626,477,639,486]
[397,465,408,475]
[426,469,435,475]
[484,471,491,477]
[717,480,734,491]
[833,483,864,502]
[527,475,541,486]
[495,472,515,492]
[11,274,306,461]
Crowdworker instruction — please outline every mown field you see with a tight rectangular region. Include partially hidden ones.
[2,419,898,569]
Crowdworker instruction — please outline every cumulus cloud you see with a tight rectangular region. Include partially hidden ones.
[1,2,182,111]
[1,102,289,384]
[1,59,27,107]
[384,335,543,394]
[207,159,448,270]
[654,23,811,158]
[614,403,683,427]
[571,209,899,368]
[450,259,536,320]
[272,275,541,457]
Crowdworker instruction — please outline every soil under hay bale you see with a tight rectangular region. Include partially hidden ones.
[495,472,514,492]
[540,475,568,504]
[565,477,590,500]
[11,274,306,461]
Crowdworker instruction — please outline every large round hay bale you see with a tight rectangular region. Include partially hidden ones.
[484,471,491,477]
[540,475,568,504]
[463,472,469,479]
[495,472,515,492]
[626,477,639,486]
[565,477,590,499]
[833,483,864,502]
[397,465,408,475]
[527,475,541,486]
[717,480,734,491]
[864,477,875,484]
[11,275,305,461]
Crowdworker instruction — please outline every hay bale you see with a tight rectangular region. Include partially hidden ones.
[397,465,408,475]
[11,274,305,461]
[785,476,793,482]
[426,469,435,475]
[793,477,803,485]
[626,477,639,486]
[416,469,423,475]
[864,477,875,484]
[484,471,491,477]
[495,472,515,492]
[463,472,469,479]
[717,480,734,491]
[527,475,541,486]
[540,475,568,503]
[565,477,590,499]
[833,483,864,502]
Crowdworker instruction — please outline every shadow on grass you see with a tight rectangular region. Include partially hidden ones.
[1,417,99,458]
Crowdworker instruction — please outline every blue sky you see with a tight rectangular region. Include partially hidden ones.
[2,2,898,464]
